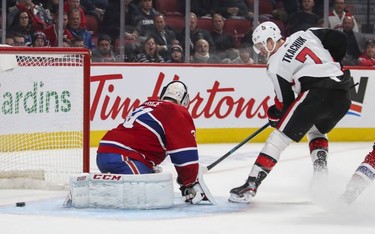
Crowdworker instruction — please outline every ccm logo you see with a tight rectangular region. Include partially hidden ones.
[93,174,122,180]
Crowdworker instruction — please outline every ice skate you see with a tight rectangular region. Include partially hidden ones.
[229,171,267,203]
[228,176,257,203]
[312,150,328,175]
[308,150,329,194]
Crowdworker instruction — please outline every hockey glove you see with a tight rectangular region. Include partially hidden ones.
[179,182,207,204]
[267,105,283,128]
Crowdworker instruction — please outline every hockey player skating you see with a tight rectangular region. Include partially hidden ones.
[97,80,214,204]
[341,143,375,204]
[229,21,354,203]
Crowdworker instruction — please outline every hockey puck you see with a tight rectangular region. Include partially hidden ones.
[16,202,25,207]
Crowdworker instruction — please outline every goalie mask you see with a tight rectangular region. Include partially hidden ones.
[160,81,190,108]
[252,21,282,55]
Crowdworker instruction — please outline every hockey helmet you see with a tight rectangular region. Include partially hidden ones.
[252,21,282,54]
[160,81,190,108]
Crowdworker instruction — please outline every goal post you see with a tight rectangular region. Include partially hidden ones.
[0,47,91,189]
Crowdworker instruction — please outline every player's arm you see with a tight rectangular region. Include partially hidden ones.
[267,74,295,127]
[166,108,215,204]
[310,28,348,64]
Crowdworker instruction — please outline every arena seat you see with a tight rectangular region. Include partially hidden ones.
[224,19,251,37]
[86,14,100,36]
[155,0,183,16]
[247,0,275,15]
[164,16,185,33]
[198,18,213,32]
[224,19,252,48]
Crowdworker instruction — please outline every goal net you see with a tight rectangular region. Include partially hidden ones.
[0,47,91,189]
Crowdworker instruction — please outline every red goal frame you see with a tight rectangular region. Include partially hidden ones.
[0,47,91,173]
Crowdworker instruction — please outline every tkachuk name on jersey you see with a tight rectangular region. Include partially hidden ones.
[282,36,307,63]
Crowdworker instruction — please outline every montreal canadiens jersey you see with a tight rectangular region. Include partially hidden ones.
[97,100,199,186]
[267,28,344,101]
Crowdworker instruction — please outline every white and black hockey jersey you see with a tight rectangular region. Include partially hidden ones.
[266,28,352,110]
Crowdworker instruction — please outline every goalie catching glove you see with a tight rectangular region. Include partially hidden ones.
[176,165,216,205]
[179,182,209,204]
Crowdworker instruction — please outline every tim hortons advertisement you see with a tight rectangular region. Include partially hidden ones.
[90,64,375,143]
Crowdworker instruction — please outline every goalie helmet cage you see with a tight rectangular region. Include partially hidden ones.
[0,47,90,189]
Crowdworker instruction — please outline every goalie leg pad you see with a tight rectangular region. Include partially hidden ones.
[66,173,174,209]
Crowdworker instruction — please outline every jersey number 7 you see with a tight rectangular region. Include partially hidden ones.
[296,47,322,64]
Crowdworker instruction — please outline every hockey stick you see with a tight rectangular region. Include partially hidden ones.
[203,122,270,172]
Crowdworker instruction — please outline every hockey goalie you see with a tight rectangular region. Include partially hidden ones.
[65,80,215,209]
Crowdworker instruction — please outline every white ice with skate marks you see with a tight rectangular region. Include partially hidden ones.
[1,143,375,234]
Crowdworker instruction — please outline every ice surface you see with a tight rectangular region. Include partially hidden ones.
[1,142,374,234]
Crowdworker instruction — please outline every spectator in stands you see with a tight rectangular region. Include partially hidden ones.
[62,37,72,47]
[149,13,178,61]
[43,11,74,47]
[282,0,300,18]
[133,0,159,39]
[13,32,26,46]
[91,34,117,62]
[358,39,375,66]
[92,0,109,10]
[286,0,321,36]
[7,0,52,31]
[177,12,215,54]
[40,0,59,17]
[32,31,48,47]
[167,44,184,63]
[5,34,15,46]
[66,8,95,49]
[328,0,359,32]
[241,19,253,47]
[71,36,85,47]
[64,0,87,29]
[212,0,249,19]
[230,45,254,64]
[210,13,236,61]
[133,36,164,62]
[7,11,35,46]
[190,38,221,63]
[183,0,213,18]
[80,0,106,22]
[100,0,139,42]
[342,15,366,66]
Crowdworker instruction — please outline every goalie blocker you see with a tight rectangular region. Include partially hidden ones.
[64,169,215,209]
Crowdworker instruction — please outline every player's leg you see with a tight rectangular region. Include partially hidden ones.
[229,91,316,203]
[96,153,154,174]
[311,88,351,174]
[341,143,375,204]
[229,129,293,203]
[307,126,328,175]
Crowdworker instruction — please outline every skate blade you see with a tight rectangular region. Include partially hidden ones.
[228,193,252,203]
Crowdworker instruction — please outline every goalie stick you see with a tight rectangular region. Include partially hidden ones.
[202,123,270,172]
